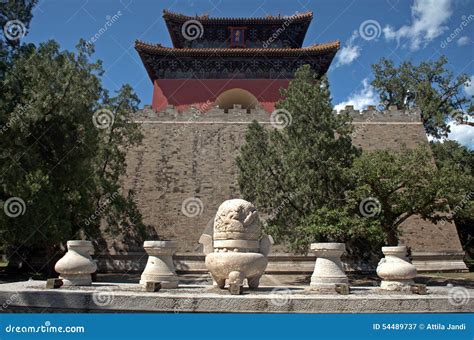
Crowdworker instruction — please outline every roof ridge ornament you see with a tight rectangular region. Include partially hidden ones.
[162,9,313,21]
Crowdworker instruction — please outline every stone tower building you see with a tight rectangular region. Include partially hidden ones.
[97,11,467,273]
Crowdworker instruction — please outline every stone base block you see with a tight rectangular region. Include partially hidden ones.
[144,282,162,292]
[380,280,414,291]
[310,277,349,289]
[140,276,178,289]
[60,274,92,286]
[410,284,428,295]
[46,278,63,289]
[307,283,350,295]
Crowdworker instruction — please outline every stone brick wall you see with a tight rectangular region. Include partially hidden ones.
[115,105,463,255]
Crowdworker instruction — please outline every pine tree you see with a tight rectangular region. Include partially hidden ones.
[236,65,373,254]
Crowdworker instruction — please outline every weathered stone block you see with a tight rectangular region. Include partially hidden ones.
[144,281,162,292]
[46,278,63,289]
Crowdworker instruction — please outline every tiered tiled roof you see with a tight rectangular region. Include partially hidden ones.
[162,10,314,49]
[136,11,339,82]
[162,9,314,24]
[135,40,340,56]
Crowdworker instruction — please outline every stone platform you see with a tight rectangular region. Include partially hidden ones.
[1,280,472,313]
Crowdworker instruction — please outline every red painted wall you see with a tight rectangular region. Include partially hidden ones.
[152,79,290,113]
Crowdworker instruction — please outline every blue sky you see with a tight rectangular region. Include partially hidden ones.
[21,0,474,147]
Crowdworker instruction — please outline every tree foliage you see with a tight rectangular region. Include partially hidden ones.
[346,146,472,246]
[430,140,474,263]
[0,0,37,47]
[0,2,149,262]
[371,56,473,138]
[236,65,379,255]
[237,65,473,257]
[1,0,38,88]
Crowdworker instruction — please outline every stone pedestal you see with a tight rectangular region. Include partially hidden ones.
[310,243,349,290]
[140,241,179,289]
[54,240,97,286]
[376,246,417,291]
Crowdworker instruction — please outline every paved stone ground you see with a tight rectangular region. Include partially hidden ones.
[0,280,472,313]
[2,271,474,288]
[93,273,474,288]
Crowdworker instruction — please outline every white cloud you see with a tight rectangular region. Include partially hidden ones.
[335,44,361,67]
[457,36,470,46]
[464,75,474,96]
[447,119,474,150]
[334,78,378,111]
[383,0,453,50]
[431,116,474,150]
[335,32,361,68]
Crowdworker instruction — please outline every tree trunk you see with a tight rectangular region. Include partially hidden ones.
[45,245,59,278]
[386,228,398,246]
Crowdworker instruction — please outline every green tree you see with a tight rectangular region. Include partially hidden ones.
[0,0,37,47]
[1,0,38,92]
[346,146,472,246]
[292,207,384,257]
[430,140,473,177]
[371,56,473,138]
[430,140,474,265]
[0,34,148,269]
[236,65,380,254]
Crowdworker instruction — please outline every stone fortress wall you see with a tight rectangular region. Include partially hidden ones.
[106,104,467,272]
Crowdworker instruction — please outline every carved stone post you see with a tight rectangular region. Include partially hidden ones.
[54,240,97,286]
[377,246,417,291]
[310,243,349,290]
[140,241,179,289]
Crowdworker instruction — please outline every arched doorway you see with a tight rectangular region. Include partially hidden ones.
[214,88,259,112]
